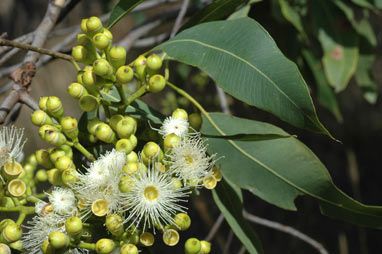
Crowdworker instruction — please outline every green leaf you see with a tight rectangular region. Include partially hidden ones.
[302,49,343,122]
[213,179,263,254]
[107,0,146,28]
[156,18,331,137]
[278,0,304,34]
[202,113,382,228]
[203,133,291,141]
[227,5,251,20]
[311,1,359,92]
[350,0,375,9]
[181,0,246,31]
[125,100,164,124]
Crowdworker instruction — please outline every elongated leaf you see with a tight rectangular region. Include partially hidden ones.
[156,18,331,137]
[202,113,382,228]
[203,133,291,141]
[227,5,251,20]
[213,180,263,254]
[107,0,146,28]
[278,0,304,34]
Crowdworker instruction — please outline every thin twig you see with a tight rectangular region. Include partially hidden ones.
[243,210,329,254]
[0,47,22,67]
[223,230,234,254]
[205,213,224,241]
[170,0,190,37]
[216,85,231,114]
[132,33,168,48]
[238,245,246,254]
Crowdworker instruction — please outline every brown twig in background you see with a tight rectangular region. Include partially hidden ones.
[205,213,224,241]
[170,0,190,37]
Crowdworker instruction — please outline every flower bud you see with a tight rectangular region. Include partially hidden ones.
[47,168,63,186]
[7,179,26,197]
[103,29,113,40]
[185,238,201,254]
[2,161,23,180]
[26,154,38,167]
[211,167,222,182]
[92,199,109,217]
[1,224,22,243]
[126,151,138,162]
[119,176,134,193]
[0,198,15,209]
[68,82,88,99]
[0,243,10,254]
[39,96,49,111]
[134,55,147,67]
[109,114,124,131]
[41,240,54,254]
[142,142,160,159]
[72,45,87,63]
[82,69,97,87]
[120,243,138,254]
[0,220,15,232]
[116,66,134,84]
[95,123,116,143]
[8,240,22,251]
[80,19,88,33]
[60,116,79,139]
[105,214,123,235]
[172,108,188,120]
[86,16,103,36]
[31,110,54,126]
[44,130,67,146]
[46,96,63,119]
[95,238,115,254]
[116,118,135,138]
[116,139,134,154]
[123,162,138,175]
[109,46,126,69]
[162,229,179,246]
[171,177,182,190]
[135,65,146,81]
[129,134,138,149]
[79,94,100,112]
[93,59,113,77]
[173,213,191,231]
[87,118,102,135]
[55,155,72,171]
[147,54,162,71]
[189,113,202,131]
[48,231,69,249]
[36,169,48,182]
[39,125,57,140]
[93,33,110,50]
[203,175,217,190]
[65,216,83,236]
[200,240,211,253]
[61,168,78,185]
[164,133,180,149]
[139,232,154,247]
[36,149,54,168]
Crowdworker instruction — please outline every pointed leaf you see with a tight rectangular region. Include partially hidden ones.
[107,0,146,28]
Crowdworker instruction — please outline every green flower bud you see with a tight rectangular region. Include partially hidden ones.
[80,19,88,33]
[86,16,103,36]
[95,238,115,254]
[93,59,113,77]
[135,65,146,82]
[109,46,126,69]
[103,28,113,40]
[92,199,109,217]
[139,232,154,247]
[133,55,147,68]
[0,243,10,254]
[109,114,124,131]
[47,168,63,186]
[200,241,211,254]
[116,118,135,138]
[120,243,138,254]
[171,177,183,190]
[0,220,14,233]
[173,213,191,231]
[72,45,87,63]
[36,169,48,182]
[77,34,90,46]
[162,229,179,246]
[116,139,133,154]
[105,214,123,235]
[49,148,65,163]
[203,175,217,190]
[188,113,202,131]
[0,198,15,209]
[31,110,54,126]
[1,224,22,243]
[39,96,49,111]
[87,118,102,135]
[38,125,57,140]
[164,133,180,150]
[36,149,54,168]
[60,144,73,159]
[55,155,72,171]
[7,179,26,197]
[65,216,83,236]
[147,54,162,71]
[93,33,110,50]
[147,74,166,93]
[61,116,79,139]
[129,134,138,149]
[116,66,134,84]
[95,123,116,143]
[82,69,97,87]
[2,161,23,180]
[126,151,138,162]
[123,161,138,175]
[61,168,79,185]
[119,176,134,193]
[79,94,100,112]
[172,108,188,120]
[44,130,67,146]
[8,240,22,251]
[77,71,84,84]
[48,231,69,249]
[41,240,54,254]
[143,142,162,160]
[185,238,201,254]
[46,96,63,119]
[26,154,38,167]
[68,82,88,99]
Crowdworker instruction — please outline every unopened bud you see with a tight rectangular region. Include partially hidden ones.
[93,59,112,77]
[68,82,88,99]
[120,243,138,254]
[49,148,66,163]
[116,66,134,84]
[87,118,102,135]
[36,169,48,182]
[173,213,191,231]
[119,176,134,193]
[60,116,79,139]
[109,46,126,69]
[39,96,49,111]
[61,168,79,185]
[80,19,88,33]
[1,224,22,243]
[31,110,54,126]
[129,134,138,149]
[147,54,162,71]
[116,118,135,138]
[86,16,103,36]
[185,238,201,254]
[44,130,67,146]
[46,96,63,119]
[105,214,123,235]
[36,149,54,168]
[126,151,138,162]
[47,168,63,186]
[93,33,110,50]
[55,155,72,171]
[95,123,116,143]
[82,69,97,87]
[109,114,124,131]
[39,125,57,140]
[123,162,138,175]
[65,216,83,236]
[0,243,10,254]
[8,240,22,251]
[142,142,160,159]
[164,134,180,149]
[41,240,54,254]
[188,113,202,131]
[200,240,211,253]
[48,231,69,249]
[72,45,87,63]
[95,238,115,254]
[171,177,182,190]
[172,108,188,120]
[148,74,166,93]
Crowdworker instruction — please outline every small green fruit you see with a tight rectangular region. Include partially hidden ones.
[68,82,87,99]
[116,66,134,84]
[48,231,69,249]
[147,54,162,71]
[147,74,166,93]
[95,238,115,254]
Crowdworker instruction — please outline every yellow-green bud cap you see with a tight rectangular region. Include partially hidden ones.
[61,168,78,185]
[86,16,103,36]
[61,116,79,139]
[39,125,57,139]
[36,149,54,168]
[139,232,154,247]
[49,148,66,163]
[162,229,179,246]
[0,243,10,254]
[41,240,54,254]
[79,94,100,112]
[120,243,138,254]
[80,19,88,33]
[95,123,116,143]
[0,220,15,232]
[133,55,147,67]
[119,176,134,193]
[93,33,110,50]
[36,169,48,182]
[46,96,63,119]
[39,96,49,111]
[82,69,97,87]
[68,82,87,99]
[93,59,112,77]
[47,168,63,186]
[2,161,23,180]
[109,114,124,131]
[189,113,202,131]
[129,134,138,149]
[123,161,138,175]
[211,167,222,182]
[48,231,69,249]
[103,28,113,40]
[143,141,160,159]
[185,238,201,254]
[116,119,135,138]
[200,241,211,253]
[1,224,22,243]
[55,155,72,170]
[173,213,191,231]
[147,54,162,71]
[203,175,217,190]
[87,118,102,135]
[95,238,115,254]
[116,139,134,154]
[164,133,180,149]
[135,65,146,81]
[171,177,182,190]
[172,108,188,120]
[116,66,134,84]
[105,214,123,235]
[8,240,22,251]
[109,46,126,69]
[65,216,83,236]
[31,110,53,126]
[26,154,38,167]
[126,151,138,162]
[44,130,67,146]
[72,45,87,63]
[7,179,26,197]
[92,199,109,217]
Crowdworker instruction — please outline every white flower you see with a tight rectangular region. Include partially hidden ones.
[158,116,190,138]
[122,161,190,232]
[35,200,48,215]
[166,135,215,187]
[0,126,26,167]
[48,187,77,216]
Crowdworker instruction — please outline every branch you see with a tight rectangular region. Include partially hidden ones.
[205,213,224,241]
[170,0,190,37]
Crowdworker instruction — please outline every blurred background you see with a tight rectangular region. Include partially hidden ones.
[1,0,382,253]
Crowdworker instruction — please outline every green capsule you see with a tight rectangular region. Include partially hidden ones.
[48,231,69,249]
[68,82,88,99]
[147,54,163,71]
[184,238,201,254]
[36,149,54,168]
[93,59,113,77]
[109,46,126,69]
[93,33,110,50]
[30,110,54,126]
[95,123,116,143]
[46,96,63,119]
[60,116,79,139]
[116,66,134,84]
[65,216,83,236]
[86,16,103,37]
[95,238,115,254]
